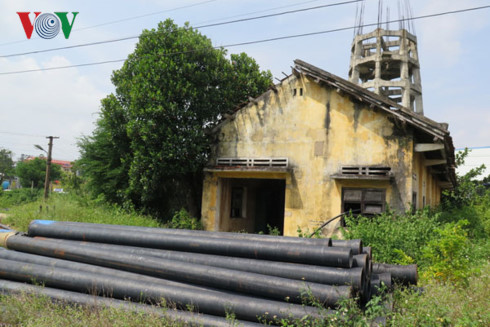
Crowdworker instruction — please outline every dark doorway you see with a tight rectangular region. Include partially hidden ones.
[254,179,286,234]
[220,178,286,234]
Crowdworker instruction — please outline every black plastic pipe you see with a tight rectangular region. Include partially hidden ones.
[0,247,210,292]
[372,263,418,285]
[362,246,372,259]
[352,253,372,278]
[330,239,362,255]
[31,220,333,246]
[370,273,392,296]
[360,277,371,305]
[36,237,365,290]
[352,253,370,301]
[0,279,261,327]
[0,258,328,323]
[5,235,352,306]
[27,221,352,268]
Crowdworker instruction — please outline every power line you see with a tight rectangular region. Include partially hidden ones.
[0,131,46,138]
[0,36,137,58]
[0,0,362,59]
[75,0,219,31]
[0,0,327,49]
[0,59,125,75]
[196,0,363,29]
[220,4,490,47]
[0,0,219,48]
[0,5,489,76]
[193,0,327,25]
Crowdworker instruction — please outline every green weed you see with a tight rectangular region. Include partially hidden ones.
[0,292,181,327]
[3,193,161,232]
[390,262,489,326]
[165,208,203,230]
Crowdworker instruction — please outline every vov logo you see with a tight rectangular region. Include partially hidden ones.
[17,12,79,39]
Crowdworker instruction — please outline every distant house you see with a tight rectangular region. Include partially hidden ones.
[51,159,73,172]
[200,60,456,236]
[25,156,73,172]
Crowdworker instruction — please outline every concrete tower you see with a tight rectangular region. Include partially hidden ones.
[348,1,423,114]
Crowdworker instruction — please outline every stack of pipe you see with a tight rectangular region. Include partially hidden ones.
[0,220,418,326]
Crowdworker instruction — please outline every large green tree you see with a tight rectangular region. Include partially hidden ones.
[16,158,62,189]
[79,19,272,217]
[0,148,14,183]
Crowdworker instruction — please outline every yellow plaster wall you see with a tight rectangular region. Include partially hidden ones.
[202,171,219,231]
[202,74,416,236]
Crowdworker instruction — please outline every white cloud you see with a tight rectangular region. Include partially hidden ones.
[0,55,105,160]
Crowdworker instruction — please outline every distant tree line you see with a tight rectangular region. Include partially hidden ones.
[1,149,62,190]
[0,148,14,183]
[16,158,62,189]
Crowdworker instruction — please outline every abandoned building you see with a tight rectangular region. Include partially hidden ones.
[201,17,456,236]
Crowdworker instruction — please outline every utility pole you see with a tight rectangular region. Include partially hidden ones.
[43,136,59,200]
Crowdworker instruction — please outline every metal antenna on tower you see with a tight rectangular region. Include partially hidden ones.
[377,0,383,29]
[397,0,403,30]
[407,0,416,34]
[353,1,360,37]
[358,0,365,35]
[348,0,424,114]
[386,7,390,30]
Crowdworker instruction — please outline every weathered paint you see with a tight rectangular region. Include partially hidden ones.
[202,74,443,236]
[412,152,443,209]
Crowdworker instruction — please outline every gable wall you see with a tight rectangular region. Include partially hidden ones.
[203,74,415,236]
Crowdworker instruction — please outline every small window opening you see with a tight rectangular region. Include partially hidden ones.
[342,188,386,218]
[299,88,303,96]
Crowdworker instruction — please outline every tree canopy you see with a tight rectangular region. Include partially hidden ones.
[16,158,62,189]
[0,148,14,182]
[79,19,272,217]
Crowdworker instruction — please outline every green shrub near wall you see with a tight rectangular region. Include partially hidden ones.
[342,209,440,265]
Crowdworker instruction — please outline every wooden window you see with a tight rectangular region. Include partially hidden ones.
[342,188,386,216]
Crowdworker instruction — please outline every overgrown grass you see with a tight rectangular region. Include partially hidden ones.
[338,190,490,326]
[0,188,42,209]
[0,292,182,327]
[342,194,490,285]
[390,262,490,326]
[1,190,489,326]
[2,192,161,232]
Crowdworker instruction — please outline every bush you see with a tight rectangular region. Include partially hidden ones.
[421,220,476,284]
[166,208,202,230]
[341,209,440,264]
[438,190,490,240]
[0,188,42,208]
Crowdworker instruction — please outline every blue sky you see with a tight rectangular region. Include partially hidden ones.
[0,0,489,161]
